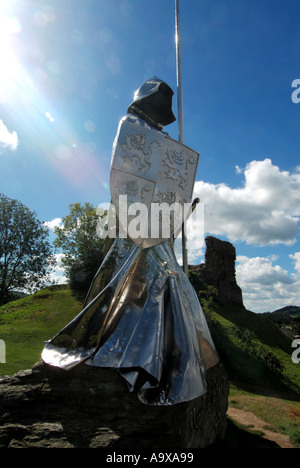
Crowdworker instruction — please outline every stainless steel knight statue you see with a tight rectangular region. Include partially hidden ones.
[42,77,219,406]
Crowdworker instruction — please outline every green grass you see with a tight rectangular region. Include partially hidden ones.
[202,302,300,399]
[1,284,299,400]
[229,386,300,447]
[1,283,300,447]
[0,285,82,377]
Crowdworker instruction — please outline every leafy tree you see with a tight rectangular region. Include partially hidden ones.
[0,193,56,305]
[53,202,107,298]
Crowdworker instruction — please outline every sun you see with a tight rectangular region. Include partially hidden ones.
[0,9,22,97]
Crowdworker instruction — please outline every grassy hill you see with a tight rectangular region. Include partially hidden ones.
[263,306,300,320]
[0,284,82,377]
[201,300,300,447]
[0,283,299,397]
[0,283,299,446]
[202,301,300,400]
[261,306,300,338]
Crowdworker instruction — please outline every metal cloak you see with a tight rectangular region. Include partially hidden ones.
[42,114,219,406]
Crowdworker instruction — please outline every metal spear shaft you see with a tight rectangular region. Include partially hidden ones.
[175,0,188,276]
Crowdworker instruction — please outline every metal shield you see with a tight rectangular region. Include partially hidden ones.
[110,119,199,249]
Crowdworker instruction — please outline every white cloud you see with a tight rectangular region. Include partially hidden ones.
[194,159,300,246]
[236,255,300,313]
[290,252,300,274]
[174,237,205,266]
[237,255,293,286]
[44,218,63,230]
[174,202,205,265]
[0,119,18,153]
[188,159,300,312]
[49,253,67,285]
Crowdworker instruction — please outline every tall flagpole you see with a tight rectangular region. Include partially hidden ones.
[175,0,184,144]
[175,0,188,276]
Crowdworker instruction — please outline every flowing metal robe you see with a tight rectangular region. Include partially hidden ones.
[42,115,219,406]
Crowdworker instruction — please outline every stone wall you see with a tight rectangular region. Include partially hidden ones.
[0,360,229,449]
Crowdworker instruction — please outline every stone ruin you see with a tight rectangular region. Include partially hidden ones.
[190,236,244,308]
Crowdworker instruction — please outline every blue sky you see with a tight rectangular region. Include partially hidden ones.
[1,0,300,313]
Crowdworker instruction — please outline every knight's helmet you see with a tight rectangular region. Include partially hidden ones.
[128,77,176,127]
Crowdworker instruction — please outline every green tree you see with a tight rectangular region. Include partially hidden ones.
[0,193,56,306]
[53,202,107,298]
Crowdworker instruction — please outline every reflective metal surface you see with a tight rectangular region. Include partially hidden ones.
[128,76,176,126]
[42,104,219,406]
[131,76,165,105]
[42,235,218,405]
[110,115,199,249]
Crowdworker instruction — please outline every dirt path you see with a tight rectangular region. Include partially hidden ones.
[227,407,295,448]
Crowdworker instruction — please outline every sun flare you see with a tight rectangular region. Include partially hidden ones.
[0,10,21,96]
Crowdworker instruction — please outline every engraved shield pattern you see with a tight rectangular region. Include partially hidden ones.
[110,120,199,248]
